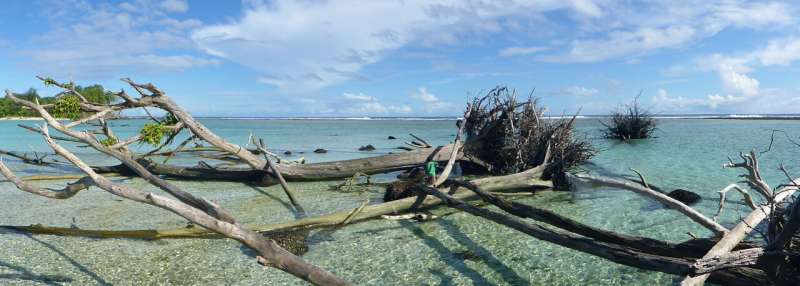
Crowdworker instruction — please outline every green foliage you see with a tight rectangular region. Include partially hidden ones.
[75,85,116,105]
[1,84,118,118]
[42,78,57,87]
[162,113,179,125]
[100,136,118,147]
[52,95,81,120]
[140,123,168,147]
[0,89,46,117]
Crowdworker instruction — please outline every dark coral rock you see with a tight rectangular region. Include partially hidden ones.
[358,144,376,151]
[668,189,701,205]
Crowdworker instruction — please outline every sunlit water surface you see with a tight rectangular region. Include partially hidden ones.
[1,118,799,285]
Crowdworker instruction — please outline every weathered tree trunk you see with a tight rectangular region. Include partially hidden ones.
[412,184,770,286]
[4,167,551,240]
[92,144,461,185]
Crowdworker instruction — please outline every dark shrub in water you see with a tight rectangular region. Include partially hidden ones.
[601,95,656,140]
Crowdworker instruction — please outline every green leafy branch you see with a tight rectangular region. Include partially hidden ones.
[52,95,81,120]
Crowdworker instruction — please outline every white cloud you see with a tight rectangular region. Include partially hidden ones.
[717,64,759,97]
[191,0,611,90]
[756,37,800,66]
[652,89,745,110]
[706,94,746,108]
[411,87,439,103]
[707,2,793,31]
[159,0,189,13]
[342,92,412,114]
[343,92,377,102]
[543,1,794,63]
[23,0,215,78]
[570,0,603,18]
[653,89,705,109]
[498,46,548,57]
[561,86,599,96]
[411,87,450,112]
[546,25,697,63]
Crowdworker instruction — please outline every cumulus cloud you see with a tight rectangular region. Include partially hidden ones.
[561,86,599,96]
[675,34,800,101]
[23,0,216,78]
[652,89,745,110]
[410,87,451,113]
[342,92,412,114]
[717,64,759,97]
[653,89,705,109]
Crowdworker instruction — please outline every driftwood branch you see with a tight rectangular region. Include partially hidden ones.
[682,151,800,285]
[0,123,349,285]
[569,173,729,235]
[410,183,765,286]
[2,167,552,240]
[433,104,471,187]
[713,184,757,221]
[689,248,799,275]
[252,136,305,215]
[0,160,92,199]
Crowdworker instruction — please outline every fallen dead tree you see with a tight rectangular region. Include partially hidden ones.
[10,77,793,285]
[1,78,581,284]
[1,79,350,285]
[6,81,591,188]
[84,142,460,185]
[410,180,772,286]
[1,166,552,240]
[6,77,467,186]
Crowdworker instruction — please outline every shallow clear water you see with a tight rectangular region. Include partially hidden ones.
[1,118,799,285]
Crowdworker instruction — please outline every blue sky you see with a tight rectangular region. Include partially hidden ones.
[2,0,800,117]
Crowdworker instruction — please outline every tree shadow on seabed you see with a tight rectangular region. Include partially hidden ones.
[400,218,530,286]
[0,229,111,285]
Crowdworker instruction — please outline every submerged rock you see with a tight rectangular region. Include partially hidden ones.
[283,150,292,155]
[358,144,376,151]
[314,148,327,154]
[388,136,397,140]
[668,189,701,205]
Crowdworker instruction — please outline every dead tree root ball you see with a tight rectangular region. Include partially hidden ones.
[384,180,419,202]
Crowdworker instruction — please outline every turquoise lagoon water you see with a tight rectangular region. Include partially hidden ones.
[1,118,799,285]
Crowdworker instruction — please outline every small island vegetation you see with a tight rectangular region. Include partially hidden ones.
[0,82,116,119]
